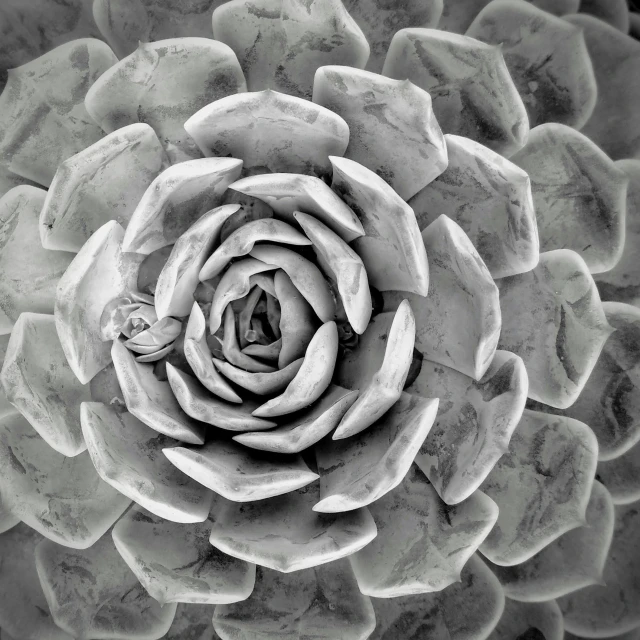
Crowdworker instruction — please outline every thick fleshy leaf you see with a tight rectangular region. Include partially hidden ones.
[579,0,630,33]
[351,465,498,597]
[409,350,528,505]
[0,39,116,186]
[368,554,504,640]
[0,313,91,456]
[55,221,142,384]
[488,480,614,602]
[0,187,73,334]
[112,339,206,444]
[596,159,640,306]
[597,439,640,505]
[385,215,501,381]
[163,439,319,502]
[559,501,640,637]
[0,164,38,199]
[155,204,239,319]
[40,123,167,253]
[35,534,178,640]
[314,392,438,513]
[184,90,349,178]
[566,631,640,640]
[466,1,597,130]
[213,358,303,395]
[0,490,19,534]
[487,599,563,640]
[113,504,255,605]
[497,249,613,409]
[122,158,243,255]
[343,0,442,73]
[0,335,13,419]
[330,156,430,296]
[383,28,528,157]
[0,412,130,548]
[479,409,598,566]
[164,603,218,640]
[234,385,358,453]
[210,482,376,573]
[313,66,447,200]
[408,134,538,278]
[213,561,375,640]
[565,15,640,160]
[0,523,72,640]
[511,123,628,273]
[81,402,213,523]
[85,38,246,161]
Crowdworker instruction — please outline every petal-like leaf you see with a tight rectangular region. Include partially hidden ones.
[81,402,213,523]
[213,357,303,395]
[487,599,563,640]
[383,28,529,157]
[409,134,538,278]
[597,439,640,505]
[498,249,613,409]
[210,482,376,573]
[113,504,255,605]
[479,409,598,566]
[0,39,116,186]
[184,90,349,178]
[0,412,130,549]
[579,0,630,32]
[410,350,528,505]
[314,392,439,513]
[511,123,628,273]
[85,38,246,161]
[35,534,177,640]
[313,66,447,200]
[164,603,217,640]
[213,561,375,640]
[350,465,498,597]
[330,155,430,295]
[0,164,38,199]
[0,313,91,456]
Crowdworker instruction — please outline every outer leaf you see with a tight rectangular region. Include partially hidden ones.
[479,409,598,566]
[164,603,217,640]
[486,599,563,640]
[597,439,640,505]
[579,0,630,32]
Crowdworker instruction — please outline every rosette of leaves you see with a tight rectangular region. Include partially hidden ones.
[0,1,639,639]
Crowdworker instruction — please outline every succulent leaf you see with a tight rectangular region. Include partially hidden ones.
[486,599,564,640]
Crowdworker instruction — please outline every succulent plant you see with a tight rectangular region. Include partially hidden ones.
[0,0,639,639]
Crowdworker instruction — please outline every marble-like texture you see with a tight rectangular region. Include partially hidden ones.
[333,300,414,439]
[382,28,528,157]
[565,14,640,160]
[210,482,376,572]
[40,123,168,253]
[386,215,500,381]
[488,480,614,602]
[0,523,73,640]
[164,603,220,640]
[0,412,130,548]
[85,38,246,161]
[81,402,213,522]
[229,173,364,242]
[0,489,19,534]
[330,156,430,296]
[597,439,640,505]
[368,554,505,640]
[213,561,375,640]
[466,1,597,130]
[511,123,628,273]
[409,350,528,505]
[410,134,537,278]
[122,158,243,255]
[55,221,142,384]
[0,39,116,186]
[313,66,447,201]
[163,438,319,502]
[155,204,239,318]
[184,90,349,178]
[113,504,255,605]
[497,249,613,409]
[350,465,497,597]
[314,392,438,513]
[596,160,640,306]
[35,534,178,640]
[479,409,598,566]
[559,501,640,637]
[234,385,358,453]
[112,339,207,444]
[0,187,74,335]
[0,336,13,419]
[0,164,37,199]
[0,313,91,456]
[486,599,563,640]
